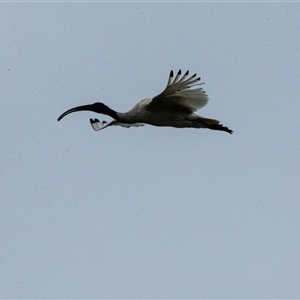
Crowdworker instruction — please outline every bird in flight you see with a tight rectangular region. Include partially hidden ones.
[58,70,233,134]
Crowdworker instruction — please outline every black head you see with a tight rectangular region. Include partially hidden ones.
[57,102,117,121]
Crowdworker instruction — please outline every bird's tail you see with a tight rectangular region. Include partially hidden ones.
[200,117,233,134]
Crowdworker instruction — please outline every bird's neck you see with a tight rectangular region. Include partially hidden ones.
[102,106,119,121]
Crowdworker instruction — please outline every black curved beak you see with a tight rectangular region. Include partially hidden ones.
[57,104,94,121]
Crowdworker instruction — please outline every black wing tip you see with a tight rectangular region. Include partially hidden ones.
[90,118,99,124]
[90,118,107,125]
[172,70,195,77]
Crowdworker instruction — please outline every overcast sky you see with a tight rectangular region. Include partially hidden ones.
[1,2,300,298]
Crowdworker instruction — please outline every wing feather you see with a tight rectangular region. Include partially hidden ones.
[149,70,208,113]
[90,118,144,131]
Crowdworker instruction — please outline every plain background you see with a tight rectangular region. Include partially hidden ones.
[1,2,300,298]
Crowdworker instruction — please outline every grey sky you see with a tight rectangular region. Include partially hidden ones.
[1,2,300,298]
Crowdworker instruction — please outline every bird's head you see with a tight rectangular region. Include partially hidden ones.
[57,102,117,121]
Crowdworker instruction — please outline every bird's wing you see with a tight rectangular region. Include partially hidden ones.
[148,70,208,113]
[90,118,145,131]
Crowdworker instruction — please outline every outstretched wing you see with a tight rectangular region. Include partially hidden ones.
[147,70,209,113]
[90,118,145,131]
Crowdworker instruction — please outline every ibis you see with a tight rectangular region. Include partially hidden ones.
[57,70,233,134]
